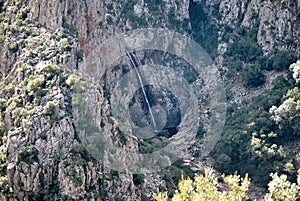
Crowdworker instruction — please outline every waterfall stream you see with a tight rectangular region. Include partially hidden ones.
[125,49,158,132]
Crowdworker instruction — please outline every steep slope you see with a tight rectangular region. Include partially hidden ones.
[0,0,192,200]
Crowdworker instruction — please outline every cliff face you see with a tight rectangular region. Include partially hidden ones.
[0,0,299,200]
[0,1,105,200]
[218,0,299,54]
[0,0,190,200]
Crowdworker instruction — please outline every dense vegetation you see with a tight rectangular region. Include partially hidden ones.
[188,0,299,188]
[154,168,300,201]
[212,61,300,185]
[189,0,219,57]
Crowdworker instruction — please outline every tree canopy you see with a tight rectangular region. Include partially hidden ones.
[154,168,300,201]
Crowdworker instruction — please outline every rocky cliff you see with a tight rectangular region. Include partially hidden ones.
[0,0,299,200]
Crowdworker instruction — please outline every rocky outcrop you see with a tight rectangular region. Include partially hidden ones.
[0,0,194,200]
[0,1,107,200]
[219,0,299,54]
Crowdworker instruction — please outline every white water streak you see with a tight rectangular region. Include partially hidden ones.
[125,49,158,131]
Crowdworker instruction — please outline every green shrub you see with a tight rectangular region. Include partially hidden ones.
[71,144,86,155]
[26,75,45,92]
[268,50,297,71]
[196,122,206,138]
[43,101,56,115]
[133,173,145,185]
[67,166,83,187]
[18,145,39,163]
[9,42,18,53]
[0,35,6,43]
[241,64,266,88]
[106,15,113,25]
[111,170,119,178]
[76,50,84,62]
[66,73,81,87]
[0,176,8,193]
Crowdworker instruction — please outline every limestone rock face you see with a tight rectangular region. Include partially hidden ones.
[218,0,299,53]
[0,0,192,200]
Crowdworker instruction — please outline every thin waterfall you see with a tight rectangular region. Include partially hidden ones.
[125,49,158,132]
